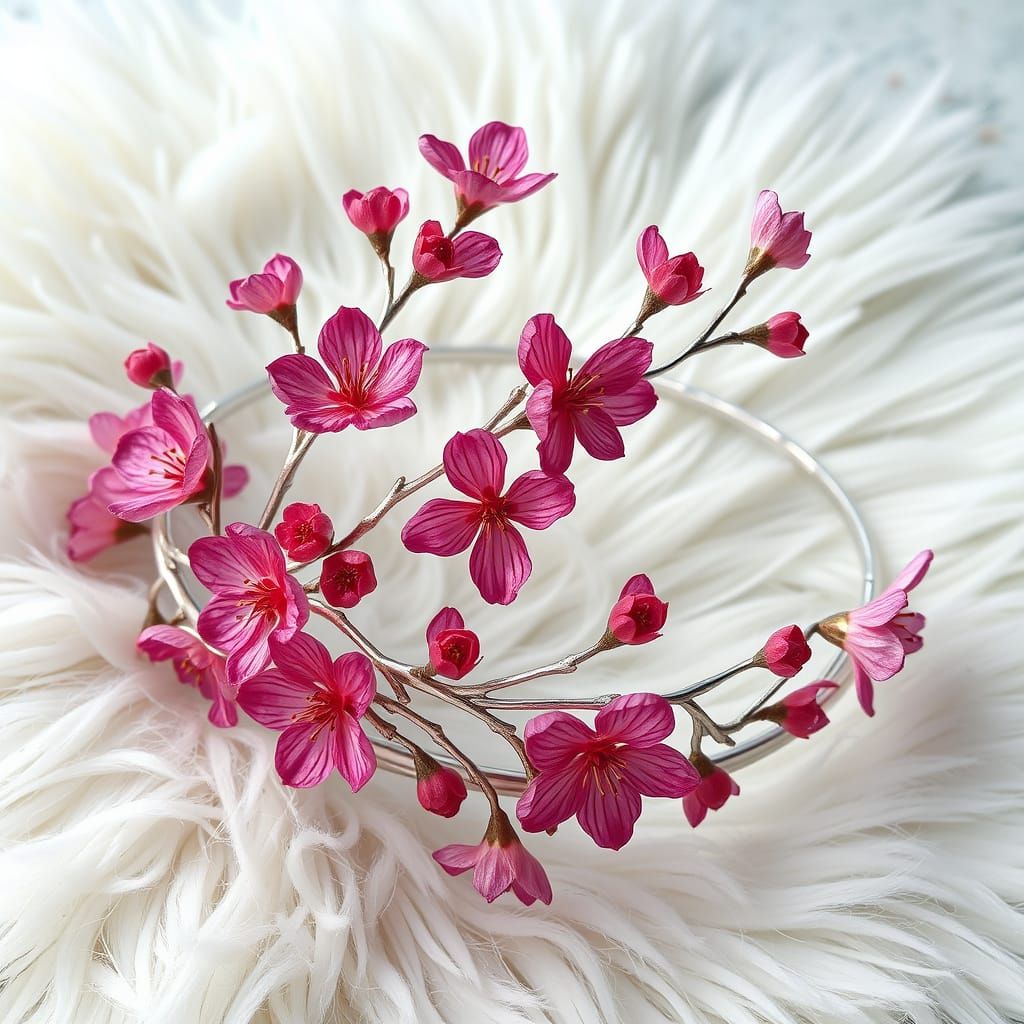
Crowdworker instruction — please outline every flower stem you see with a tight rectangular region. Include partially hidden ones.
[257,428,315,532]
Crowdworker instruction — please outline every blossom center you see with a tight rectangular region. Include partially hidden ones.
[478,488,508,524]
[290,686,346,741]
[472,154,502,181]
[239,576,287,620]
[581,739,628,796]
[149,446,188,483]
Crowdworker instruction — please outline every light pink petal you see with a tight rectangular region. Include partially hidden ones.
[889,549,933,594]
[330,652,376,717]
[516,766,587,833]
[317,306,383,387]
[275,722,335,788]
[222,463,249,499]
[206,678,238,728]
[507,843,553,906]
[450,170,505,209]
[523,711,597,770]
[850,588,908,628]
[189,533,258,591]
[573,407,625,462]
[472,844,515,903]
[443,429,507,499]
[751,190,782,247]
[402,498,481,555]
[236,670,315,729]
[467,121,529,182]
[433,842,483,876]
[67,493,122,562]
[578,337,654,394]
[619,574,655,599]
[450,231,502,278]
[469,521,532,605]
[266,353,346,433]
[180,437,212,498]
[636,225,669,278]
[576,777,642,850]
[332,713,377,792]
[854,662,876,717]
[426,606,465,643]
[497,172,557,203]
[623,744,699,798]
[846,627,906,681]
[150,389,203,449]
[268,631,334,686]
[197,595,274,683]
[368,338,427,404]
[418,133,465,179]
[595,691,676,746]
[601,381,658,426]
[517,314,571,386]
[503,471,576,530]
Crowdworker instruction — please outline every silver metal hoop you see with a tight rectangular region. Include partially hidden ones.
[153,347,877,796]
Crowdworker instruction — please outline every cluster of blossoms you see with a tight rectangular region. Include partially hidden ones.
[67,121,931,906]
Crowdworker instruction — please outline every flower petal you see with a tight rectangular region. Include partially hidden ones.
[595,691,675,746]
[450,231,502,278]
[368,338,427,405]
[497,172,557,203]
[601,381,658,426]
[432,842,483,876]
[330,652,377,716]
[236,670,315,729]
[854,662,876,717]
[636,225,668,278]
[576,777,642,850]
[578,337,653,394]
[889,549,933,594]
[518,314,571,387]
[469,521,532,605]
[516,766,587,833]
[623,744,699,798]
[443,429,507,499]
[426,607,465,643]
[473,845,515,903]
[267,631,334,686]
[332,714,377,792]
[573,407,625,461]
[266,353,347,433]
[467,121,529,182]
[846,626,906,680]
[275,723,335,788]
[317,306,383,387]
[503,471,576,530]
[523,711,597,770]
[850,588,908,628]
[418,133,465,179]
[619,574,655,599]
[401,499,481,555]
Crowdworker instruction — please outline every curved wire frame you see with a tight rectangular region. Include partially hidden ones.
[153,347,877,796]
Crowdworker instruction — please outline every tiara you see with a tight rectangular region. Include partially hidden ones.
[67,120,931,907]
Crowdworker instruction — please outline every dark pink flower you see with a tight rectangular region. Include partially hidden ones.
[67,467,146,562]
[636,225,706,307]
[137,625,238,728]
[745,190,811,277]
[237,632,377,790]
[124,342,175,390]
[275,502,333,562]
[342,186,410,256]
[754,681,839,739]
[411,220,501,283]
[740,312,808,358]
[419,120,556,223]
[267,306,427,433]
[415,752,468,818]
[319,550,377,609]
[755,624,812,677]
[433,809,552,906]
[516,692,698,850]
[519,314,657,474]
[607,574,668,645]
[226,253,303,326]
[401,429,575,605]
[108,388,212,522]
[425,607,480,680]
[683,754,740,828]
[190,522,309,684]
[819,550,932,716]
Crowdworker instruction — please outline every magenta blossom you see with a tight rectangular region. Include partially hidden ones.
[342,186,409,256]
[125,342,174,390]
[433,809,552,906]
[683,754,740,828]
[607,574,668,645]
[740,312,808,358]
[237,632,377,790]
[226,254,303,326]
[754,681,839,739]
[275,501,334,562]
[745,190,811,278]
[425,607,481,680]
[267,306,427,433]
[819,550,932,716]
[636,225,706,310]
[519,314,657,474]
[415,752,468,818]
[67,467,146,562]
[411,220,501,283]
[319,550,377,609]
[755,624,812,677]
[419,120,556,224]
[190,522,309,684]
[401,429,575,605]
[516,692,698,850]
[137,625,238,728]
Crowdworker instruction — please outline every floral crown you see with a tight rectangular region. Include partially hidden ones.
[68,120,931,907]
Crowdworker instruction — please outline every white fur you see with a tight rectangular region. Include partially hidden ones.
[1,1,1022,1022]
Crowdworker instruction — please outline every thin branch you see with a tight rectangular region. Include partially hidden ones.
[258,429,315,531]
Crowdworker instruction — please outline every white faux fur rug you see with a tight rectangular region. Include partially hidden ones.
[1,2,1023,1022]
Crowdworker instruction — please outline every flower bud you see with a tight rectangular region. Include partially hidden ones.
[275,502,333,562]
[425,607,480,680]
[607,573,668,645]
[415,752,468,817]
[226,253,303,332]
[319,550,376,608]
[744,190,811,279]
[342,187,410,259]
[124,343,174,389]
[635,226,705,322]
[753,681,838,738]
[411,220,501,283]
[753,624,812,676]
[738,312,808,358]
[683,753,740,828]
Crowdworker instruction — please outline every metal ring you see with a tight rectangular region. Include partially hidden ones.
[154,347,877,796]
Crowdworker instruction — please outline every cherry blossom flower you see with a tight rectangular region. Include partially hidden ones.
[607,574,668,645]
[516,692,698,850]
[411,220,501,283]
[419,120,556,225]
[124,343,175,390]
[683,754,740,827]
[518,314,657,474]
[414,751,467,817]
[275,502,334,562]
[744,190,811,278]
[425,607,480,679]
[226,253,303,330]
[137,625,238,728]
[67,467,146,562]
[401,429,575,605]
[319,550,377,609]
[190,522,309,684]
[818,550,932,716]
[753,681,839,738]
[433,809,552,905]
[267,306,427,433]
[342,187,409,257]
[739,312,808,358]
[636,225,706,315]
[237,632,377,790]
[754,624,812,677]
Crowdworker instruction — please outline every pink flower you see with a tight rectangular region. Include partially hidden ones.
[516,692,698,850]
[636,225,706,307]
[190,522,309,684]
[433,809,552,906]
[401,429,575,605]
[740,312,808,358]
[319,550,377,609]
[419,120,556,224]
[819,550,932,716]
[745,190,811,277]
[267,306,427,433]
[414,752,468,817]
[755,624,812,677]
[226,253,303,327]
[683,754,740,828]
[89,402,154,454]
[275,502,333,562]
[108,388,212,522]
[519,314,657,474]
[137,625,238,728]
[342,187,409,256]
[607,574,668,645]
[411,220,501,283]
[425,607,480,680]
[124,342,175,390]
[754,681,839,739]
[67,467,146,562]
[237,632,377,790]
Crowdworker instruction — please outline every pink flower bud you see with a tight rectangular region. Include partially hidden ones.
[320,550,377,608]
[683,754,740,828]
[124,343,174,389]
[739,312,808,358]
[342,187,410,257]
[636,226,706,308]
[274,502,333,562]
[415,753,468,817]
[411,220,501,283]
[607,573,668,645]
[755,681,839,738]
[755,624,812,676]
[425,607,480,680]
[745,190,811,278]
[226,254,303,330]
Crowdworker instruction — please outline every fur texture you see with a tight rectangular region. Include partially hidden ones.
[1,2,1022,1022]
